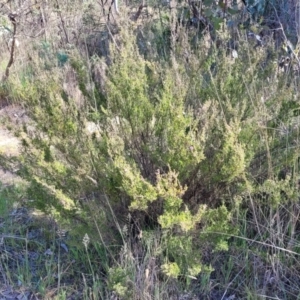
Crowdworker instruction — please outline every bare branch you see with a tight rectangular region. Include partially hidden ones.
[131,3,147,22]
[55,0,69,44]
[2,13,17,81]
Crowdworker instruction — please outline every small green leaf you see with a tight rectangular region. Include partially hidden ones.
[101,105,108,115]
[227,7,239,15]
[211,17,223,30]
[162,262,180,278]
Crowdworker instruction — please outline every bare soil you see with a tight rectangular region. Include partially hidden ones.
[0,104,24,186]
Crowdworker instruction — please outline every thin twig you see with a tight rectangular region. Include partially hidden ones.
[206,231,300,256]
[3,13,17,81]
[55,0,69,44]
[271,2,300,66]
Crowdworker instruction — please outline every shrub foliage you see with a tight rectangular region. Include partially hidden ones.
[1,0,300,298]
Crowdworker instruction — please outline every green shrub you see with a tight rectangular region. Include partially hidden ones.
[3,12,300,297]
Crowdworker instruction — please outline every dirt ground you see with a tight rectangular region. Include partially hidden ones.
[0,105,24,186]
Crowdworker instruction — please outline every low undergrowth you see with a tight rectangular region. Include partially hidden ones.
[0,0,300,299]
